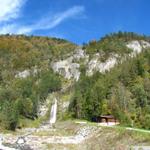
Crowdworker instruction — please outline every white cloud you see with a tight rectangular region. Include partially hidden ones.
[0,24,17,34]
[0,0,25,22]
[0,6,85,34]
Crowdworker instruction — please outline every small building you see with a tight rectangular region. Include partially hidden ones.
[100,115,117,123]
[92,115,118,124]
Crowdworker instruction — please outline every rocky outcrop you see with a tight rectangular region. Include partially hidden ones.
[127,40,150,57]
[127,41,142,54]
[15,68,38,78]
[38,94,56,117]
[52,40,150,80]
[14,40,150,81]
[141,40,150,49]
[37,100,50,117]
[86,53,118,76]
[51,48,86,81]
[0,135,17,150]
[52,49,119,78]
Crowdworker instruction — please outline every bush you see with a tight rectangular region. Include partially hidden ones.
[0,101,19,130]
[141,114,150,129]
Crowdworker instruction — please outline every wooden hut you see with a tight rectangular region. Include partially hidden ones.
[100,115,117,123]
[92,115,118,123]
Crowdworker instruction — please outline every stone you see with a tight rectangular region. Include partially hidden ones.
[87,54,117,76]
[16,137,26,145]
[15,68,38,78]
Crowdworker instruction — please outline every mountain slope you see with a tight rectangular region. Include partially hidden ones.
[69,41,150,129]
[0,32,150,131]
[0,35,76,130]
[52,32,150,79]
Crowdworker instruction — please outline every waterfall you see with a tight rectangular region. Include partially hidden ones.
[49,98,57,125]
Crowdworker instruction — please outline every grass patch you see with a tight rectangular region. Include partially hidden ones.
[33,128,74,137]
[82,126,150,150]
[45,143,79,150]
[18,117,41,128]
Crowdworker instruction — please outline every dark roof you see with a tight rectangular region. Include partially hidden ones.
[100,115,115,119]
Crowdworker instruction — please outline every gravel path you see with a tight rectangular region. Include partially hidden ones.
[0,124,99,150]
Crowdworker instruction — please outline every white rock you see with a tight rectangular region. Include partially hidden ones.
[52,57,80,81]
[73,48,86,60]
[87,54,117,76]
[38,94,53,117]
[15,68,38,78]
[0,135,16,150]
[16,137,26,145]
[126,41,142,54]
[127,40,150,57]
[52,40,150,80]
[15,70,30,78]
[141,40,150,49]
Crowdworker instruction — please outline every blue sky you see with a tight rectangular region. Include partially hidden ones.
[0,0,150,44]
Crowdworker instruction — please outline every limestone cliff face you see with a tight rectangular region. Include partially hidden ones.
[51,57,80,81]
[127,40,150,57]
[51,40,150,81]
[36,40,150,118]
[86,53,118,76]
[15,40,150,81]
[51,48,87,81]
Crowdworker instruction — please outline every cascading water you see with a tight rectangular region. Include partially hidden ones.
[49,98,57,125]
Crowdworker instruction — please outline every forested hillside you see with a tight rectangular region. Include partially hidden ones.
[0,32,150,131]
[0,35,76,130]
[84,32,150,55]
[70,32,150,129]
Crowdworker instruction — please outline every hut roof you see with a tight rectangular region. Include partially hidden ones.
[100,115,115,119]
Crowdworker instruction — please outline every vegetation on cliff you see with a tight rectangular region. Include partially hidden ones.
[84,31,150,60]
[70,47,150,129]
[0,35,76,130]
[0,32,150,130]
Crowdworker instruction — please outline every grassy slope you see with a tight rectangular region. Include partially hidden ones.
[83,127,150,150]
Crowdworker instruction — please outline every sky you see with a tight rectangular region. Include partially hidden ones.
[0,0,150,44]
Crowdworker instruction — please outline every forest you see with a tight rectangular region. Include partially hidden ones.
[0,32,150,130]
[70,32,150,129]
[0,35,76,130]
